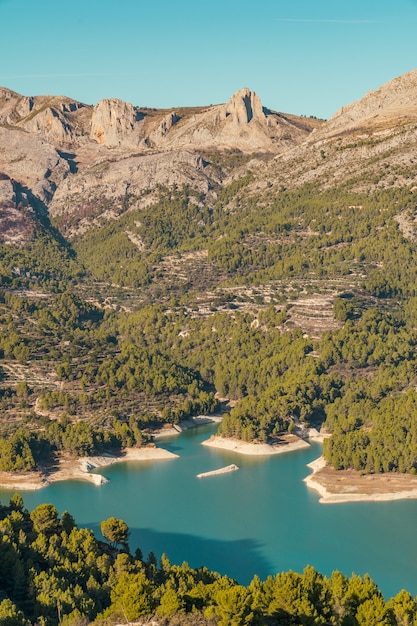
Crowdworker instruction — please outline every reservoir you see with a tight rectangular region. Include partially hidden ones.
[1,422,416,599]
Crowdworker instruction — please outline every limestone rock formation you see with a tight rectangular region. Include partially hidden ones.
[4,69,417,244]
[0,173,15,209]
[152,88,310,152]
[48,149,219,236]
[90,98,137,146]
[0,127,70,205]
[146,111,180,146]
[0,89,92,146]
[225,88,265,124]
[316,68,417,138]
[0,87,23,124]
[0,174,36,245]
[22,106,74,143]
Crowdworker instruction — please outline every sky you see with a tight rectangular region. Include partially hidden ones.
[1,0,417,120]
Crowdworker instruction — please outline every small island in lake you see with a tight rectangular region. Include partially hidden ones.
[196,463,239,478]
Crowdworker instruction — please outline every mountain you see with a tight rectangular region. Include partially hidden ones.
[1,72,417,518]
[3,72,417,626]
[318,69,417,136]
[1,69,417,321]
[252,69,417,196]
[2,70,417,245]
[0,85,321,239]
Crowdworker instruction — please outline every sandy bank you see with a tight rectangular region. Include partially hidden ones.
[86,447,178,467]
[201,434,310,456]
[0,446,178,492]
[304,455,417,503]
[196,464,239,478]
[0,470,48,491]
[153,414,223,438]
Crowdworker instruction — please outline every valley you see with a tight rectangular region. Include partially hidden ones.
[2,69,417,624]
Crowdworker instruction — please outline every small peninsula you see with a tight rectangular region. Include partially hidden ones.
[201,433,310,456]
[0,446,178,491]
[305,456,417,503]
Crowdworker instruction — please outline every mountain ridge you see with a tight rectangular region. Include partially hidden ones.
[1,69,417,243]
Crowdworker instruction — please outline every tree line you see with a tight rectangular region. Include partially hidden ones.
[0,497,414,625]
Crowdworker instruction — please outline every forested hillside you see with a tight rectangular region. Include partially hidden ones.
[3,70,417,623]
[2,177,417,474]
[0,497,414,626]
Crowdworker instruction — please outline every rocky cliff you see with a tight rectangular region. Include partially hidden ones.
[0,85,319,239]
[1,70,417,244]
[317,69,417,137]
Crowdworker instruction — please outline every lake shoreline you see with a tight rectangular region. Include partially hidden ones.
[304,455,417,503]
[152,414,223,438]
[0,446,178,492]
[0,413,222,492]
[201,434,311,456]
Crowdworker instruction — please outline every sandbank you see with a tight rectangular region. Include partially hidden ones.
[196,464,239,478]
[201,434,310,456]
[0,470,48,491]
[152,414,223,438]
[0,446,178,492]
[304,455,417,504]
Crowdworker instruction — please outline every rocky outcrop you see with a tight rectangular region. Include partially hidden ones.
[155,88,310,152]
[0,127,70,205]
[49,149,219,236]
[315,69,417,138]
[22,107,74,143]
[90,98,137,146]
[0,174,37,245]
[146,111,180,146]
[0,173,15,208]
[0,87,23,124]
[0,90,92,145]
[10,95,35,122]
[225,88,265,124]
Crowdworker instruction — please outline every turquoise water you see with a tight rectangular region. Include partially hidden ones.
[1,423,417,599]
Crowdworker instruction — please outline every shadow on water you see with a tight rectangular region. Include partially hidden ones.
[89,523,273,584]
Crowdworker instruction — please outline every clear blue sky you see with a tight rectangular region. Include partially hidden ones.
[1,0,416,119]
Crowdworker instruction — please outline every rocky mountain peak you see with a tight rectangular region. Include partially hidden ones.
[90,98,136,146]
[0,82,323,241]
[225,88,265,124]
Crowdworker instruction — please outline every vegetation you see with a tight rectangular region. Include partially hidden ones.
[4,81,417,623]
[2,135,417,623]
[0,498,415,626]
[3,178,417,475]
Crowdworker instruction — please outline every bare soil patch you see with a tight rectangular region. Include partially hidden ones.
[305,456,417,503]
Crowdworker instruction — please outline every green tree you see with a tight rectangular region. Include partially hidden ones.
[104,572,155,621]
[355,595,391,626]
[0,599,30,626]
[208,585,255,626]
[387,590,417,626]
[61,511,76,534]
[9,493,24,512]
[156,589,185,616]
[30,503,60,535]
[100,517,130,550]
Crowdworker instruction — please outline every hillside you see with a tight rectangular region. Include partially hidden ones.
[3,68,417,625]
[1,497,412,626]
[1,70,417,476]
